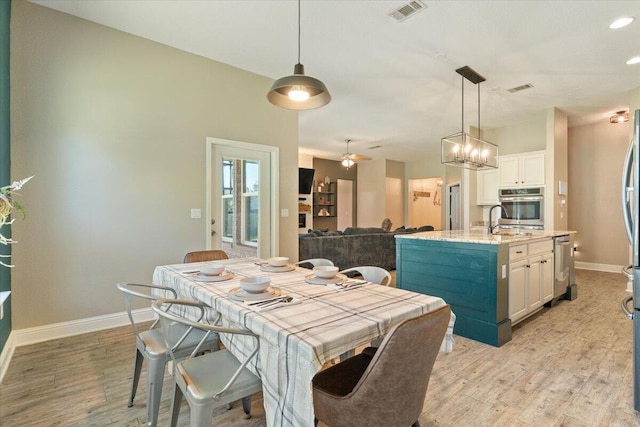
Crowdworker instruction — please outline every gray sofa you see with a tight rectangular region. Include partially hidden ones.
[298,226,433,271]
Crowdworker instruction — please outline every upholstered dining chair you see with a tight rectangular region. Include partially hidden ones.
[151,298,263,427]
[116,283,220,427]
[297,258,335,269]
[339,266,392,286]
[312,305,451,427]
[183,250,229,263]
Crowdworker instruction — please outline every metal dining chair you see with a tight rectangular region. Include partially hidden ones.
[151,298,263,427]
[312,305,451,427]
[116,283,220,427]
[183,250,229,263]
[297,258,335,269]
[339,266,392,286]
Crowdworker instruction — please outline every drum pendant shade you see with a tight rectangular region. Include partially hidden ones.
[266,0,331,110]
[267,63,331,110]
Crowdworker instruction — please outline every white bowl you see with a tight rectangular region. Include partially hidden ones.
[313,266,339,279]
[268,257,289,267]
[240,276,271,293]
[200,264,225,276]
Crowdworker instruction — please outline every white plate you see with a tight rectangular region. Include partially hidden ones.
[259,263,296,273]
[193,272,234,282]
[228,287,282,301]
[304,273,347,285]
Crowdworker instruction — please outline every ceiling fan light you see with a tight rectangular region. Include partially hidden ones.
[341,158,354,168]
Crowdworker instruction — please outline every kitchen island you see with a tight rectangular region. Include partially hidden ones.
[395,229,576,346]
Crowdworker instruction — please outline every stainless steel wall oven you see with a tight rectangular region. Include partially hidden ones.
[498,187,544,229]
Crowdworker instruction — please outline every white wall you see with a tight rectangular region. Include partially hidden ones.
[568,118,629,266]
[483,112,547,155]
[357,160,386,227]
[408,178,442,229]
[10,2,298,328]
[404,142,446,228]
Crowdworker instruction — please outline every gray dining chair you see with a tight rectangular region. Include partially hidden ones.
[297,258,335,269]
[312,305,451,427]
[339,266,392,286]
[151,298,263,427]
[116,283,220,427]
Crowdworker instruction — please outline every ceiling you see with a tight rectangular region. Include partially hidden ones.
[33,0,640,163]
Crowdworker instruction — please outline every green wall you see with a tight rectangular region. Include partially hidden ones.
[0,0,12,356]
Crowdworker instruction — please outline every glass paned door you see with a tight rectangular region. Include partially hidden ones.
[241,160,259,246]
[209,139,273,259]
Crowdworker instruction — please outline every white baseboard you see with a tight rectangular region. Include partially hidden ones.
[0,307,153,383]
[574,262,624,274]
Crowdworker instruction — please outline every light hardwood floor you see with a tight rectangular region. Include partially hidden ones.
[1,269,639,426]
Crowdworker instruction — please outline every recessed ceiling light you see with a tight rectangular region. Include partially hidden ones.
[609,17,635,29]
[627,56,640,65]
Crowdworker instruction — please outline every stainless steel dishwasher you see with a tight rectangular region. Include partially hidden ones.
[553,234,573,298]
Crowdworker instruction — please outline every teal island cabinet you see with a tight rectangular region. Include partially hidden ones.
[395,229,575,347]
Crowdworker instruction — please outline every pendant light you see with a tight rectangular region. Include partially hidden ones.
[267,0,331,110]
[441,66,498,170]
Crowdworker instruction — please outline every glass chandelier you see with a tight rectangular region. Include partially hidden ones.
[441,66,498,170]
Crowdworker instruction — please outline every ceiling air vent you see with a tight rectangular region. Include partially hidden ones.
[507,83,534,93]
[368,145,382,150]
[389,1,427,22]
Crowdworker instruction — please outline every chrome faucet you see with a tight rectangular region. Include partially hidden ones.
[488,204,508,234]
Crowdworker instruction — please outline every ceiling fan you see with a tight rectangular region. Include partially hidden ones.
[341,139,371,169]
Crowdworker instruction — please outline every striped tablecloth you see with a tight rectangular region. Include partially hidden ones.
[152,258,455,427]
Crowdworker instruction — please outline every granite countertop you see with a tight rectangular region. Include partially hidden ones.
[394,229,576,245]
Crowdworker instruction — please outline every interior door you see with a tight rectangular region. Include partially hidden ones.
[208,141,274,259]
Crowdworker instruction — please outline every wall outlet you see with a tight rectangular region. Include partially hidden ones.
[190,208,201,219]
[281,208,289,218]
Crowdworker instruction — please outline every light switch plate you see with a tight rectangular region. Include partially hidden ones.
[190,208,201,219]
[501,265,506,279]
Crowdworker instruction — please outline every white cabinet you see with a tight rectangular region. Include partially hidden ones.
[476,169,499,205]
[508,239,554,324]
[498,152,545,187]
[508,258,528,323]
[540,251,554,303]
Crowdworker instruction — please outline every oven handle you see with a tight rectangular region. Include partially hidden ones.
[622,295,634,320]
[499,196,544,201]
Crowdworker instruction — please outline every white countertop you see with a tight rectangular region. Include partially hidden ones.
[395,229,576,245]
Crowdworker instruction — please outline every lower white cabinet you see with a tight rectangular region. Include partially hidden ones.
[508,239,554,324]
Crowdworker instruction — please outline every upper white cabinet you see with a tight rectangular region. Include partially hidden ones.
[477,169,499,205]
[498,151,545,187]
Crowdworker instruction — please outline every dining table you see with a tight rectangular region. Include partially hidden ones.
[152,257,455,427]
